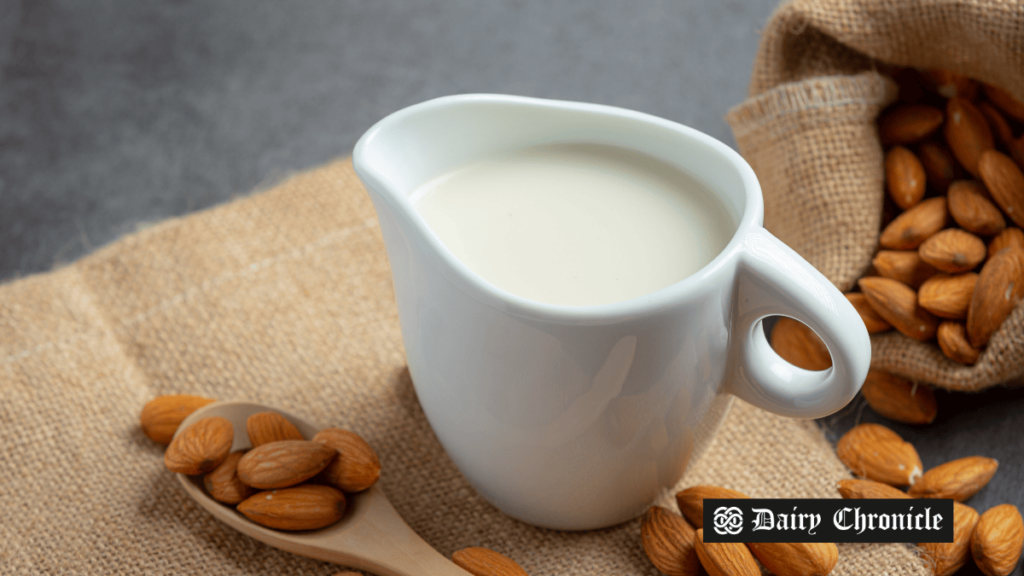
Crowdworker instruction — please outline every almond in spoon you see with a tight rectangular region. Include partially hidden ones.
[236,440,337,489]
[237,484,346,531]
[164,416,233,475]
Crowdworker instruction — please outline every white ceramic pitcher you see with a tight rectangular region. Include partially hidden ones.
[353,94,870,530]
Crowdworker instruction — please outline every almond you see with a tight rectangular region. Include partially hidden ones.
[236,440,337,489]
[237,484,346,531]
[246,411,304,447]
[836,423,923,486]
[140,394,216,445]
[972,504,1024,576]
[769,317,831,371]
[919,229,986,273]
[948,180,1006,236]
[1010,138,1024,174]
[879,104,944,145]
[918,141,962,194]
[164,416,233,475]
[847,292,892,333]
[313,428,382,493]
[746,542,838,576]
[872,250,938,289]
[886,146,927,209]
[879,197,948,250]
[694,529,759,576]
[908,456,998,501]
[967,247,1024,347]
[979,102,1015,146]
[945,97,995,177]
[979,150,1024,228]
[922,69,978,100]
[919,502,980,576]
[452,547,530,576]
[203,450,254,505]
[860,369,937,425]
[859,277,939,341]
[641,506,700,576]
[675,485,749,529]
[937,321,982,365]
[836,478,911,499]
[988,228,1024,259]
[983,84,1024,122]
[918,273,979,319]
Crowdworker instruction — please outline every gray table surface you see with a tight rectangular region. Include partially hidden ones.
[2,2,1021,572]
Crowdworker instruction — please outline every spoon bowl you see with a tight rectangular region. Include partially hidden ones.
[174,401,469,576]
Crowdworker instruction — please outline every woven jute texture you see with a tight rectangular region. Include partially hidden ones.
[0,159,928,575]
[726,0,1024,391]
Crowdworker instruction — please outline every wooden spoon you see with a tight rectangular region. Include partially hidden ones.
[174,401,470,576]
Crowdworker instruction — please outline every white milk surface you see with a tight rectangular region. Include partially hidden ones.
[412,143,735,306]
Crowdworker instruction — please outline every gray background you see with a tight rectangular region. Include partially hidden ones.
[2,1,1021,570]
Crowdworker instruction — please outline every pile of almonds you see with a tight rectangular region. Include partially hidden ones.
[141,394,380,531]
[836,422,1022,576]
[641,486,838,576]
[141,394,533,576]
[857,69,1024,366]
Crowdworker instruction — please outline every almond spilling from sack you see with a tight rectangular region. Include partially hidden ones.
[746,541,838,576]
[452,547,531,576]
[835,423,922,486]
[972,504,1024,576]
[836,478,910,500]
[907,456,998,501]
[859,369,937,425]
[769,316,832,371]
[694,529,760,576]
[675,485,749,529]
[641,506,700,576]
[919,502,979,576]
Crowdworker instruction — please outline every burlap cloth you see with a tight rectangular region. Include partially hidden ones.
[726,0,1024,391]
[0,158,928,574]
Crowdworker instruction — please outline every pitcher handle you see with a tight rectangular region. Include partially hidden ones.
[726,228,871,419]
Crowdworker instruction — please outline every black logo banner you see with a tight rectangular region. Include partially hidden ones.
[702,499,954,543]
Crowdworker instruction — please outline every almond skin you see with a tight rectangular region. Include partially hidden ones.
[873,250,938,289]
[746,542,838,576]
[452,547,530,576]
[237,485,346,531]
[236,440,337,489]
[972,504,1024,576]
[908,456,998,501]
[879,197,948,250]
[203,450,255,505]
[918,273,979,319]
[140,394,216,445]
[836,478,911,499]
[918,141,961,194]
[769,317,831,371]
[937,321,982,365]
[694,529,759,576]
[859,277,939,341]
[948,180,1006,237]
[966,248,1024,347]
[860,369,937,425]
[879,104,944,145]
[945,97,995,177]
[164,416,234,475]
[836,423,923,486]
[988,228,1024,259]
[886,146,927,209]
[919,229,987,273]
[313,428,382,493]
[847,292,892,333]
[919,502,980,576]
[675,486,749,529]
[979,150,1024,228]
[983,84,1024,122]
[979,102,1015,146]
[641,506,700,576]
[246,411,304,448]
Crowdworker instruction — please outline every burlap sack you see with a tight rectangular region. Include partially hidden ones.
[0,159,928,574]
[726,0,1024,391]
